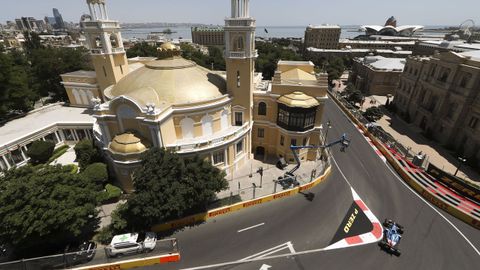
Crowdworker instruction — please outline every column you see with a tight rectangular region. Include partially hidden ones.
[149,126,158,147]
[88,4,94,18]
[231,0,236,17]
[92,4,98,19]
[20,147,27,161]
[103,4,109,20]
[101,32,112,53]
[2,155,11,169]
[54,131,61,144]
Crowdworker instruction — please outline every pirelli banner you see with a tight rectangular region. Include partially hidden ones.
[152,166,332,232]
[427,163,480,203]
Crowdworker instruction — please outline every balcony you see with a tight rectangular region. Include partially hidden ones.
[225,18,255,27]
[166,123,250,154]
[90,48,104,55]
[111,47,125,53]
[83,21,119,29]
[228,50,258,59]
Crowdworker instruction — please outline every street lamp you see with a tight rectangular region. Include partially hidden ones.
[454,157,467,176]
[324,120,332,144]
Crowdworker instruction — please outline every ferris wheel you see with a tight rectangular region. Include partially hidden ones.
[459,19,475,40]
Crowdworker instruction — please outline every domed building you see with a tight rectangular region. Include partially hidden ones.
[63,0,328,192]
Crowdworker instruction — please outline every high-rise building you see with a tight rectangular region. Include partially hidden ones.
[304,25,341,50]
[191,27,225,46]
[53,8,65,29]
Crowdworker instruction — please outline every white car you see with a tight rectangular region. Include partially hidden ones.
[105,232,157,257]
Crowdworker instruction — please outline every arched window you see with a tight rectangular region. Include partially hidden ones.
[180,118,195,139]
[117,105,137,119]
[221,110,229,130]
[258,102,267,116]
[110,33,119,48]
[233,35,244,51]
[201,115,213,137]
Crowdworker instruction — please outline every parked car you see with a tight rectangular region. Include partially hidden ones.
[105,232,157,258]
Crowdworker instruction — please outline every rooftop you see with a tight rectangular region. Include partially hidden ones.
[61,70,96,78]
[359,55,406,71]
[307,24,340,29]
[0,104,94,149]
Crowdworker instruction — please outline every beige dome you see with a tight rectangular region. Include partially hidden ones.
[109,57,226,109]
[109,133,149,154]
[159,42,178,51]
[278,92,319,108]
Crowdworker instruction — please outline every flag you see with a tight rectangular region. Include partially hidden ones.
[264,28,269,34]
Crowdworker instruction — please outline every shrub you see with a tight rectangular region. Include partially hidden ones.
[74,139,101,171]
[27,140,55,164]
[94,226,113,245]
[98,184,122,204]
[82,163,108,186]
[363,106,384,122]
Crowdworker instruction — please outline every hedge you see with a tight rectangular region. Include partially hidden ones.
[27,141,55,164]
[82,163,108,185]
[98,184,122,204]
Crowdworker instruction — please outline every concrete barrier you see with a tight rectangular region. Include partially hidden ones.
[329,92,480,230]
[73,253,181,270]
[152,166,332,232]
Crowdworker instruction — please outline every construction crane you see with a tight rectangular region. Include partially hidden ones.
[277,133,351,189]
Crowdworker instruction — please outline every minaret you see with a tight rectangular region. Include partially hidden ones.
[82,0,129,95]
[225,0,256,125]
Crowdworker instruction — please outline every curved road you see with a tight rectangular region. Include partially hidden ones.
[147,98,479,270]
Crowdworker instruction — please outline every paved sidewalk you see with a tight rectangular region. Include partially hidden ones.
[217,156,328,201]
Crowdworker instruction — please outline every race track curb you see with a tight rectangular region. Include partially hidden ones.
[73,253,181,270]
[151,165,332,232]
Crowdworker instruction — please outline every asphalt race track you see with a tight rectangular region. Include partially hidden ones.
[145,98,480,270]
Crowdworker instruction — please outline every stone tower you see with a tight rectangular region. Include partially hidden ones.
[225,0,256,126]
[83,0,129,94]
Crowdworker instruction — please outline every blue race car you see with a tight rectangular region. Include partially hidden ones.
[379,219,404,256]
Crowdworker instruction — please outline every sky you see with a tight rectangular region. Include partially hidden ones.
[1,0,479,27]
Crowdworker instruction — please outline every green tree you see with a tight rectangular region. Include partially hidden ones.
[23,31,42,53]
[126,42,158,58]
[26,140,55,165]
[74,139,102,171]
[29,47,91,101]
[0,165,99,257]
[326,58,345,83]
[255,40,304,80]
[348,90,364,104]
[363,106,384,122]
[121,148,228,230]
[0,52,36,119]
[82,162,108,186]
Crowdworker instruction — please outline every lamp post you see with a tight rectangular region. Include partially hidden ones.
[324,120,332,144]
[454,157,467,176]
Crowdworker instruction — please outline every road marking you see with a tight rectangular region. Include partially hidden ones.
[237,222,265,233]
[259,264,272,270]
[240,241,294,261]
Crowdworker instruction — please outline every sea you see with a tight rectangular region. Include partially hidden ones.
[121,25,452,41]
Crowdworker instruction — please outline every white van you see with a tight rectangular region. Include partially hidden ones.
[105,232,157,257]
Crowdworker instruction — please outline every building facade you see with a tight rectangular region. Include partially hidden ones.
[304,25,341,50]
[349,55,406,96]
[394,51,480,166]
[191,27,225,46]
[57,0,327,192]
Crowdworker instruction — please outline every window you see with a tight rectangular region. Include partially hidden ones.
[234,112,243,126]
[237,71,241,88]
[291,138,297,146]
[64,129,75,141]
[103,66,107,77]
[11,149,24,164]
[258,102,267,116]
[120,65,124,75]
[469,117,479,129]
[258,128,265,138]
[280,135,284,146]
[446,103,458,119]
[236,140,244,155]
[213,151,225,165]
[221,110,229,130]
[201,115,213,136]
[0,157,7,171]
[439,68,450,82]
[180,118,195,139]
[460,73,471,88]
[276,104,317,132]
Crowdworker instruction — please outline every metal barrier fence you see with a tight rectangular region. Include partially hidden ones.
[329,89,426,166]
[0,238,178,270]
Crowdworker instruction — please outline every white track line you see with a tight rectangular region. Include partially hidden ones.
[237,223,265,233]
[239,242,292,261]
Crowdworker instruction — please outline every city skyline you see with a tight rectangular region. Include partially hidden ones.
[0,0,479,27]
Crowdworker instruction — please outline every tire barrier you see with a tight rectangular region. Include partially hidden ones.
[329,92,480,230]
[151,166,332,232]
